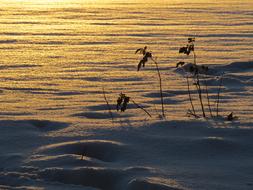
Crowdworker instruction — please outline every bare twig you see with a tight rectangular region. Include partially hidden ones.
[186,76,196,116]
[216,73,224,117]
[194,73,206,117]
[193,51,197,65]
[151,57,165,118]
[102,87,114,122]
[187,109,200,118]
[131,100,152,118]
[204,78,213,117]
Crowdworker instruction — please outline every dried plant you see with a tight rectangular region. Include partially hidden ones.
[176,61,185,68]
[204,78,213,117]
[117,93,130,112]
[227,112,237,121]
[179,37,196,64]
[135,46,165,118]
[186,76,197,117]
[136,52,152,71]
[116,93,152,117]
[135,46,147,55]
[194,70,206,117]
[179,38,235,120]
[179,38,206,117]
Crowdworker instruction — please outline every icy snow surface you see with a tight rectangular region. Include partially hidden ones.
[0,0,253,189]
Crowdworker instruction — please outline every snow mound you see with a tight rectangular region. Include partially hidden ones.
[175,61,253,76]
[39,167,125,190]
[37,140,125,162]
[204,76,245,87]
[0,185,42,190]
[127,178,185,190]
[216,61,253,73]
[174,61,253,92]
[0,120,70,170]
[39,167,185,190]
[28,154,101,168]
[175,63,210,75]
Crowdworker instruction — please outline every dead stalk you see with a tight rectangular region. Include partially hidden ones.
[151,57,165,118]
[216,74,224,117]
[186,76,196,116]
[131,100,152,118]
[195,73,206,117]
[204,78,213,117]
[187,109,200,118]
[102,87,114,122]
[193,51,197,65]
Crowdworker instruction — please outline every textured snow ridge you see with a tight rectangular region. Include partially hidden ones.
[1,118,253,189]
[34,139,186,190]
[39,167,185,190]
[0,119,190,190]
[36,140,125,162]
[175,61,253,75]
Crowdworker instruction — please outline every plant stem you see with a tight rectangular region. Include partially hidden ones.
[131,100,152,118]
[193,51,197,65]
[151,58,165,118]
[186,76,196,116]
[195,73,206,117]
[216,74,224,117]
[187,109,200,118]
[204,78,213,117]
[102,87,114,122]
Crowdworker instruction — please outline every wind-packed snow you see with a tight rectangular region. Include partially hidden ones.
[0,0,253,189]
[1,116,253,190]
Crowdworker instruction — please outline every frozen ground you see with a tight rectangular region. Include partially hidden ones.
[0,0,253,189]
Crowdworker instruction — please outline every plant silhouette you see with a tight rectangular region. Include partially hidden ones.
[102,87,114,122]
[227,112,237,121]
[179,38,206,117]
[135,46,147,55]
[176,61,185,68]
[135,46,152,71]
[117,93,130,112]
[178,38,236,120]
[135,46,165,118]
[116,93,152,117]
[179,37,196,64]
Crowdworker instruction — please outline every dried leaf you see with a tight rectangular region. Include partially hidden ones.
[188,37,195,43]
[179,47,187,54]
[137,51,152,71]
[116,93,130,112]
[135,46,147,55]
[116,96,123,111]
[121,96,130,112]
[135,48,142,54]
[176,61,185,67]
[227,112,234,121]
